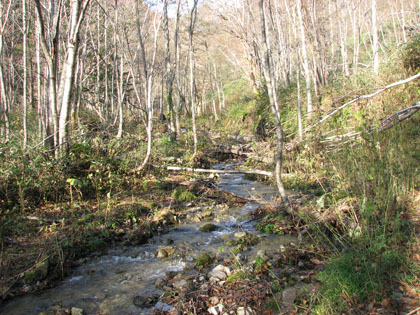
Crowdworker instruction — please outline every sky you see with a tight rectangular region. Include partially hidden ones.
[143,0,242,18]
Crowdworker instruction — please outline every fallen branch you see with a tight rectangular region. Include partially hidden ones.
[377,101,420,132]
[306,72,420,132]
[20,216,60,224]
[319,101,420,150]
[152,164,274,177]
[406,306,420,315]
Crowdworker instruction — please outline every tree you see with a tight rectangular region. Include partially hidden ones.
[372,0,379,74]
[163,0,181,140]
[57,0,91,148]
[0,0,12,142]
[188,0,199,157]
[34,0,91,151]
[22,0,28,148]
[296,0,313,122]
[258,0,287,201]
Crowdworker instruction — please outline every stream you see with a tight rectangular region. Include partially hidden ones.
[1,164,296,315]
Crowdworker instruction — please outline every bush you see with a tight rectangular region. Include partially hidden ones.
[402,33,420,73]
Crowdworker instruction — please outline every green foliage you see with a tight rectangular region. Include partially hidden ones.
[315,245,401,311]
[254,257,265,271]
[172,186,197,203]
[226,97,255,122]
[257,213,289,236]
[0,137,138,216]
[23,257,49,284]
[402,33,420,73]
[195,252,212,267]
[226,270,246,283]
[157,134,178,156]
[312,117,419,312]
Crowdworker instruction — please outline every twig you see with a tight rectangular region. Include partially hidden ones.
[1,255,49,299]
[406,306,420,315]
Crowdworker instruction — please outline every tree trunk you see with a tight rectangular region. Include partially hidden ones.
[258,0,287,202]
[0,0,11,142]
[297,0,313,122]
[22,0,28,148]
[188,0,199,157]
[400,0,407,44]
[297,66,303,141]
[58,0,91,148]
[34,0,62,151]
[163,0,178,140]
[372,0,379,74]
[136,6,161,171]
[36,20,44,139]
[116,55,124,139]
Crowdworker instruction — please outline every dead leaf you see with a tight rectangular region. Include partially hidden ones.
[310,258,322,265]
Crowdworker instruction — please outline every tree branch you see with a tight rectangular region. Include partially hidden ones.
[306,72,420,132]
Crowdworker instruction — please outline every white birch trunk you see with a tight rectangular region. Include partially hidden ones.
[297,0,313,122]
[259,0,287,201]
[372,0,379,74]
[116,55,124,139]
[58,0,91,147]
[22,0,28,148]
[188,0,199,156]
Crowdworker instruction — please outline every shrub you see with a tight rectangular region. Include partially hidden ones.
[402,33,420,73]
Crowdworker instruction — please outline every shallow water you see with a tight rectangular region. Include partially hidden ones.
[0,164,295,315]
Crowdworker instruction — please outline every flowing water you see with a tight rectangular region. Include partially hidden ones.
[0,164,296,315]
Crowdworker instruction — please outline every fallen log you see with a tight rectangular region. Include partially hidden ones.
[152,164,275,177]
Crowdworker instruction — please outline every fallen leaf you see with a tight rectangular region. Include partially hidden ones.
[310,258,322,265]
[382,298,391,307]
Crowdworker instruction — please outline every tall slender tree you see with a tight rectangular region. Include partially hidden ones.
[258,0,287,201]
[372,0,379,74]
[188,0,199,157]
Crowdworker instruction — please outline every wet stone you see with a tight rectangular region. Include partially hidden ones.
[172,279,188,290]
[71,307,84,315]
[133,294,159,307]
[200,223,218,232]
[234,232,246,238]
[208,304,224,315]
[155,277,166,288]
[237,306,255,315]
[156,246,175,259]
[282,287,297,306]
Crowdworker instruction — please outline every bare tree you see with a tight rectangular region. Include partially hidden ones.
[22,0,28,148]
[0,0,12,142]
[163,0,181,140]
[296,0,313,122]
[188,0,199,157]
[57,0,91,147]
[372,0,379,74]
[130,3,162,171]
[258,0,287,201]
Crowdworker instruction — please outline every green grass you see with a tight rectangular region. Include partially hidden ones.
[315,245,402,312]
[311,107,419,313]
